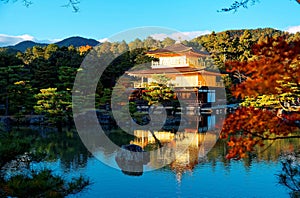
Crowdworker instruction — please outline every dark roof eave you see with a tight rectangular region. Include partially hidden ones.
[126,68,222,76]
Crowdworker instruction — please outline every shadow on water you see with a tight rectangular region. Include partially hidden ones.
[1,112,300,197]
[115,144,150,176]
[95,112,299,181]
[0,126,91,179]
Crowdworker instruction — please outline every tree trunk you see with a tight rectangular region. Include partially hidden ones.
[5,92,8,116]
[56,121,63,133]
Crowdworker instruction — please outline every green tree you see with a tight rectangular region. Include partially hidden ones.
[99,88,112,105]
[128,38,144,50]
[117,40,129,54]
[17,47,35,65]
[0,128,90,197]
[98,41,112,54]
[34,88,72,131]
[144,36,161,49]
[44,43,59,60]
[31,58,59,89]
[32,46,44,59]
[110,42,119,54]
[0,50,22,67]
[132,48,158,68]
[57,66,77,90]
[0,65,33,115]
[143,79,175,106]
[48,46,83,67]
[9,80,35,116]
[162,37,176,47]
[238,30,254,61]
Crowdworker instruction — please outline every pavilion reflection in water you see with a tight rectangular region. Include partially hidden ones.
[130,113,224,181]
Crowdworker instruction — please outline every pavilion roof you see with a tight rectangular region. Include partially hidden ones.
[146,43,209,57]
[126,67,222,77]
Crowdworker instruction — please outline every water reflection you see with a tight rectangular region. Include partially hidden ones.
[107,113,224,177]
[95,112,299,181]
[24,112,298,180]
[2,119,299,197]
[115,144,150,176]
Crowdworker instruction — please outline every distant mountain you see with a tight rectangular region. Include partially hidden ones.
[55,36,100,48]
[6,36,100,52]
[8,41,48,52]
[5,28,287,53]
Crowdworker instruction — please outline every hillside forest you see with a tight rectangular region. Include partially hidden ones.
[0,28,300,158]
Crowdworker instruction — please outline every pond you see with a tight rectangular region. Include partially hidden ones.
[1,113,299,197]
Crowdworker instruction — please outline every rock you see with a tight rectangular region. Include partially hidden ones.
[115,144,150,176]
[122,144,143,152]
[29,116,44,125]
[0,116,13,131]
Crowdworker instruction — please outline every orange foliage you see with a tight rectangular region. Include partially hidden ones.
[222,36,300,159]
[226,36,300,98]
[221,107,300,160]
[79,45,92,55]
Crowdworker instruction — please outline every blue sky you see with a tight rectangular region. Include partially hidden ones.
[0,0,299,46]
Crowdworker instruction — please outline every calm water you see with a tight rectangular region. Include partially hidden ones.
[4,114,299,198]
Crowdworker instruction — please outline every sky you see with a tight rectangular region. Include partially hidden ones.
[0,0,300,46]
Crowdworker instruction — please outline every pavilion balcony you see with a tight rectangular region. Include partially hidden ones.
[151,61,189,68]
[133,81,224,88]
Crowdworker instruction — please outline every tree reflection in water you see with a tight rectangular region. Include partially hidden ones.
[1,111,299,196]
[109,113,223,180]
[115,144,150,176]
[105,112,300,187]
[0,126,91,197]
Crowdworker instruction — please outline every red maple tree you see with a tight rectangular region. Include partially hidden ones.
[221,36,300,159]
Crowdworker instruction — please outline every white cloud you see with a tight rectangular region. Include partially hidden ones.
[0,34,65,47]
[45,38,62,43]
[98,38,109,43]
[285,25,300,34]
[151,30,211,41]
[0,34,36,47]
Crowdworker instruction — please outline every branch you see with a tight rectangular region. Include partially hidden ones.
[281,160,300,191]
[0,0,80,12]
[150,130,162,148]
[243,129,300,141]
[257,140,275,154]
[0,0,32,7]
[262,135,300,141]
[22,0,31,7]
[62,0,80,12]
[243,129,266,139]
[219,0,300,12]
[218,0,258,12]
